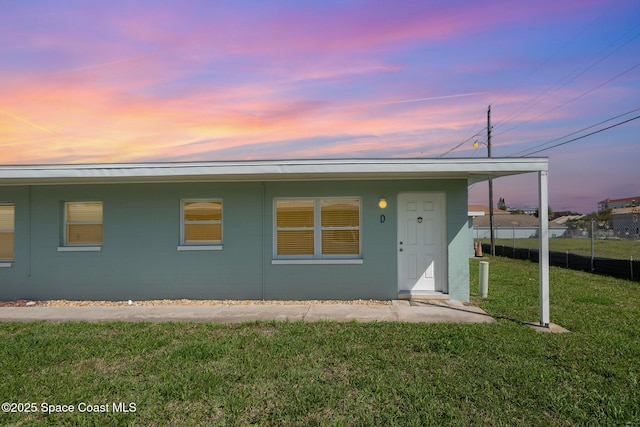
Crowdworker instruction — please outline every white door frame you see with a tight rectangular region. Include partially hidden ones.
[397,192,447,296]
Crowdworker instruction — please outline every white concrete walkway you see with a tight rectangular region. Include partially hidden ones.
[0,300,495,323]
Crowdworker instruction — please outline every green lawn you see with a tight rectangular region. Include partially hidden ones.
[1,258,639,426]
[479,237,640,259]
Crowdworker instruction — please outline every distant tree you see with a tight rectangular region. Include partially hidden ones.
[549,206,554,218]
[582,209,612,223]
[533,207,552,218]
[568,209,612,229]
[553,210,583,218]
[497,197,506,210]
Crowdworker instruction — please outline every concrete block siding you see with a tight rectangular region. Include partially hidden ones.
[0,179,469,302]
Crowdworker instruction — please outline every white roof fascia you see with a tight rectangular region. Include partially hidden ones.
[0,158,548,185]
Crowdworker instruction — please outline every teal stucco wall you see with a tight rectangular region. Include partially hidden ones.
[0,179,470,301]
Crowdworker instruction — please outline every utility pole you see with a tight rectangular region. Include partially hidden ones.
[488,105,495,256]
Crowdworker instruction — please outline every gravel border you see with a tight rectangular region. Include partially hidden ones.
[0,299,392,307]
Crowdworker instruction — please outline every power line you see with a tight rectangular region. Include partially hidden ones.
[490,0,623,108]
[495,24,640,133]
[508,107,640,156]
[438,58,637,158]
[437,33,639,158]
[435,107,487,158]
[437,129,484,158]
[447,61,639,158]
[521,114,640,156]
[433,2,636,159]
[438,8,622,158]
[495,62,640,138]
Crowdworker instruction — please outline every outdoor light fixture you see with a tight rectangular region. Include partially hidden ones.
[378,198,387,209]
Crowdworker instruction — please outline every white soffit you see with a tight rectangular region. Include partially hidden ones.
[0,158,548,185]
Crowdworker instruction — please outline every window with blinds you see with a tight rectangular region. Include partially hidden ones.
[275,200,314,255]
[65,202,103,245]
[321,200,360,255]
[182,200,223,245]
[275,198,361,258]
[0,204,14,260]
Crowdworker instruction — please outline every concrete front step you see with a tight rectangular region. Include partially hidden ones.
[397,291,449,301]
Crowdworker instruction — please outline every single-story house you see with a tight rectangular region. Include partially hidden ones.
[0,158,551,325]
[549,215,584,226]
[467,205,511,216]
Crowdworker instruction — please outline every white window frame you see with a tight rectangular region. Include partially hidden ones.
[273,197,362,264]
[178,199,223,251]
[58,201,103,252]
[0,203,14,266]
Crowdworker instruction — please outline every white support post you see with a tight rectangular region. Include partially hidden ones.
[538,170,550,327]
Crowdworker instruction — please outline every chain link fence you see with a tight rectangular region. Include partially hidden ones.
[474,217,640,281]
[566,217,640,240]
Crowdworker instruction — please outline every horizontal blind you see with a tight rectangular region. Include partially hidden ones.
[276,200,314,256]
[276,200,314,228]
[184,201,221,221]
[66,202,103,245]
[183,200,223,244]
[67,224,103,244]
[321,200,359,227]
[67,202,102,222]
[185,223,222,243]
[0,205,14,230]
[0,205,15,259]
[277,230,314,255]
[322,230,360,255]
[0,233,13,260]
[321,199,360,255]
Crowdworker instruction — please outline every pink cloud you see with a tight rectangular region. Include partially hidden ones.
[0,0,629,172]
[71,0,601,62]
[0,69,487,164]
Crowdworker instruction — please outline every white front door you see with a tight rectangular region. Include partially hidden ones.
[397,193,446,293]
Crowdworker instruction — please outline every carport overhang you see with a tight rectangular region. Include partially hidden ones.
[0,157,547,184]
[464,159,550,328]
[0,157,550,327]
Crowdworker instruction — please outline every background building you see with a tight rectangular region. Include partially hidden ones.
[598,196,640,212]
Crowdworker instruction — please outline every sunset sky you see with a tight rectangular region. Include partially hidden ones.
[1,0,638,213]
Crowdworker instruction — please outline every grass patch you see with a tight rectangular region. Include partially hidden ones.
[1,258,639,425]
[479,237,640,259]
